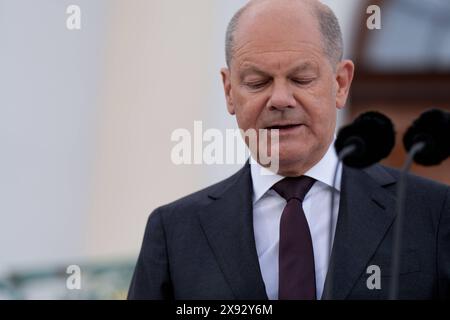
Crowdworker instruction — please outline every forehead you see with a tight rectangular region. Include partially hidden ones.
[232,2,326,70]
[234,42,324,74]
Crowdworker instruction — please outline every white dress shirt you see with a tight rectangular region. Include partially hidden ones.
[250,142,342,300]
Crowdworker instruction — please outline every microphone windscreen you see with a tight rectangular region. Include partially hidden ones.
[403,108,450,166]
[335,111,396,168]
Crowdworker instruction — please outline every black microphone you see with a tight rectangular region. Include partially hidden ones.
[389,108,450,300]
[334,111,396,168]
[403,109,450,166]
[323,111,395,300]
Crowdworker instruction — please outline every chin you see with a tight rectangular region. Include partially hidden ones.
[278,142,309,160]
[276,150,307,170]
[274,142,320,175]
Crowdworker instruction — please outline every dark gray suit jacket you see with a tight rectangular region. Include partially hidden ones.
[128,163,450,299]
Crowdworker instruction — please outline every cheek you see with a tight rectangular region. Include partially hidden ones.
[301,89,336,136]
[313,110,336,144]
[232,91,267,129]
[311,104,336,132]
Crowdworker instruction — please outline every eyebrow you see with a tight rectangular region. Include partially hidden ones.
[288,62,318,75]
[239,66,269,80]
[239,62,318,80]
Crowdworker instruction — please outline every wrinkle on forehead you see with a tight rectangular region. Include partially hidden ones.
[234,41,325,71]
[234,41,324,59]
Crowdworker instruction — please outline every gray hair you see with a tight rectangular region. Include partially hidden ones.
[225,0,344,68]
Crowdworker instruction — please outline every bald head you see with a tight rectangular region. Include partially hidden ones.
[225,0,343,68]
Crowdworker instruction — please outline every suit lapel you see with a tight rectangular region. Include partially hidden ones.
[197,162,268,300]
[322,165,397,300]
[197,161,397,300]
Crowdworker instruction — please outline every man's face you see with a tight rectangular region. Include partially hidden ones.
[221,1,354,175]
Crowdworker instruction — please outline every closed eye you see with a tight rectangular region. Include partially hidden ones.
[243,80,271,90]
[291,78,314,86]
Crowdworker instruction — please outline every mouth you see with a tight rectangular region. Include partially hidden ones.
[266,124,302,130]
[265,123,303,131]
[263,123,304,137]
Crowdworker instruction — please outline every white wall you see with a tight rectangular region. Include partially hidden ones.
[0,0,107,268]
[85,0,217,259]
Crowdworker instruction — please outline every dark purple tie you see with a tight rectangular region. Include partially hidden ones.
[272,176,317,300]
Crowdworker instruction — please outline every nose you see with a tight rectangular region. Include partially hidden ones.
[267,80,297,111]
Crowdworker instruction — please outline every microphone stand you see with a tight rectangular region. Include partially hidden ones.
[389,141,425,300]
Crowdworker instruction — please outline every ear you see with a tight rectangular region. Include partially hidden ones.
[335,59,355,109]
[221,68,235,115]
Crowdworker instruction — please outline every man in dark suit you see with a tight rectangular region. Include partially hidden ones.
[128,0,450,299]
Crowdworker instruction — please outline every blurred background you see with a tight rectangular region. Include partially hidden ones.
[0,0,449,299]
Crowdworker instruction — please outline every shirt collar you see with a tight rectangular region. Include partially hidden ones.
[250,139,342,204]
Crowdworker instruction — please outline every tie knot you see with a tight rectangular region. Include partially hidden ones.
[272,176,316,202]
